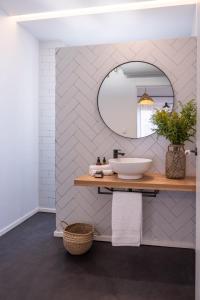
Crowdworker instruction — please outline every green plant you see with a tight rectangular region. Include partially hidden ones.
[151,100,197,144]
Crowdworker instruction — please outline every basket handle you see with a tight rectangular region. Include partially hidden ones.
[61,220,68,230]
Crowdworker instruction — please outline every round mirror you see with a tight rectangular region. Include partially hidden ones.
[97,61,174,139]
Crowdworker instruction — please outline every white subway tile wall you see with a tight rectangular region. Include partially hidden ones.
[39,43,56,209]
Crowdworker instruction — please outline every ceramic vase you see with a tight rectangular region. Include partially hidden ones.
[166,144,186,179]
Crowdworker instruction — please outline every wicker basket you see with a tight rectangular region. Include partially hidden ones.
[61,221,94,255]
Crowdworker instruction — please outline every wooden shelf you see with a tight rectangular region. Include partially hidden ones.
[74,173,196,192]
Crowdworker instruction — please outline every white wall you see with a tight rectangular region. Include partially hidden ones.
[196,1,200,298]
[98,69,138,137]
[0,12,39,235]
[39,43,56,210]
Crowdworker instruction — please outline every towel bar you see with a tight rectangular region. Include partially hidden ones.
[97,187,159,197]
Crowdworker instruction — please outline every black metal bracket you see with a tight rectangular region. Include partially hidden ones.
[97,187,159,198]
[191,147,198,156]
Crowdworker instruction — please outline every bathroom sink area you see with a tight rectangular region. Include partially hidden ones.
[109,158,152,180]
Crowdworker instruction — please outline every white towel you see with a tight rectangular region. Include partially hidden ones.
[89,164,113,176]
[89,164,111,172]
[112,192,142,247]
[89,169,113,176]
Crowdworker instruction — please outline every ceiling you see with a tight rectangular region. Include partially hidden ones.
[0,1,196,46]
[121,62,164,78]
[0,0,157,15]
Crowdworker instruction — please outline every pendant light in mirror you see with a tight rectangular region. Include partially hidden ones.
[138,91,155,105]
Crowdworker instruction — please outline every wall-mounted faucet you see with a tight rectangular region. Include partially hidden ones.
[113,149,125,159]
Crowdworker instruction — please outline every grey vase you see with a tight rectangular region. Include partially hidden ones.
[166,144,186,179]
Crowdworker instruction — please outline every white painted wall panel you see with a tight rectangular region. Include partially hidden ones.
[196,1,200,298]
[0,14,39,233]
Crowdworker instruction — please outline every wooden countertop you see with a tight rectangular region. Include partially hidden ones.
[74,173,196,192]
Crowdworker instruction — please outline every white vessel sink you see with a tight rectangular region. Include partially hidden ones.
[109,157,152,180]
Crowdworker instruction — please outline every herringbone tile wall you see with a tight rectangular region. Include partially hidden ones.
[56,38,196,248]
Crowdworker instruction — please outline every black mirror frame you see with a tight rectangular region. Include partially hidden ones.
[97,60,175,139]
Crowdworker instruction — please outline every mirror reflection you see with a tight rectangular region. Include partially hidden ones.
[97,62,174,139]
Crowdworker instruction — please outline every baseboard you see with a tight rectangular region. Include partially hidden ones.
[94,234,111,242]
[54,230,63,237]
[2,213,194,249]
[0,207,57,237]
[38,207,56,213]
[53,231,194,249]
[0,208,38,237]
[142,239,194,249]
